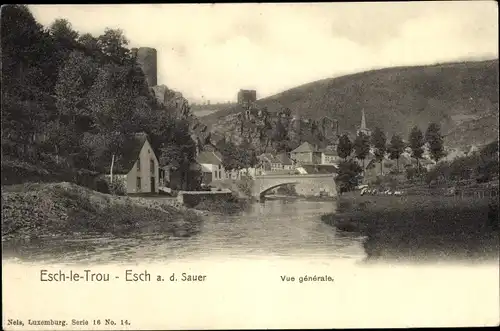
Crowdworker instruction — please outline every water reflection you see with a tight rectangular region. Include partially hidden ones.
[2,199,367,264]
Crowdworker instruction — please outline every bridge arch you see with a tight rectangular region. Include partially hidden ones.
[258,182,299,197]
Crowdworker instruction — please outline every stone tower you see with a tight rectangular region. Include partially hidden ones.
[135,47,158,87]
[237,89,257,108]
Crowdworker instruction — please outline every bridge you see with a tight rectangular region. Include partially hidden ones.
[252,174,337,198]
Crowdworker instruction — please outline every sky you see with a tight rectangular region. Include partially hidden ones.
[30,2,498,104]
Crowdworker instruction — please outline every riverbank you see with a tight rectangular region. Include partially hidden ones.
[321,194,499,262]
[1,182,204,243]
[194,195,253,214]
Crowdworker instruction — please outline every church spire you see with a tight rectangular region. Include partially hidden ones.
[357,109,371,137]
[360,109,367,130]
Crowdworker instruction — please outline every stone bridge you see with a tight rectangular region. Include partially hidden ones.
[252,174,337,198]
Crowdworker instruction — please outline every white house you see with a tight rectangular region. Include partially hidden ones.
[196,150,226,185]
[258,153,284,172]
[276,152,294,170]
[108,133,160,194]
[320,149,341,165]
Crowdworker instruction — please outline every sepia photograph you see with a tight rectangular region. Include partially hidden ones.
[2,2,499,329]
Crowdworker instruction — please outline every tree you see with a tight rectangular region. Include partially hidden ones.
[337,134,353,160]
[239,139,258,169]
[1,5,48,87]
[217,140,241,171]
[353,132,370,170]
[48,18,80,83]
[387,134,405,173]
[55,51,99,126]
[87,63,149,134]
[78,33,101,55]
[49,18,79,44]
[335,160,363,193]
[1,5,56,158]
[271,118,288,151]
[97,28,132,65]
[409,126,425,173]
[371,127,387,175]
[425,122,446,163]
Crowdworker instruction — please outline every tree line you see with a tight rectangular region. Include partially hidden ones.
[337,123,446,173]
[424,140,499,186]
[1,5,196,188]
[334,122,447,191]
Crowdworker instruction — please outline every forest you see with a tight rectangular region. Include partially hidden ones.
[1,5,196,187]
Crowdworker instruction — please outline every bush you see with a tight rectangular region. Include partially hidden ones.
[236,174,254,197]
[94,177,111,194]
[108,179,127,196]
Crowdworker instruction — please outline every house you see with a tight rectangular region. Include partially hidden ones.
[108,133,160,194]
[224,168,242,180]
[419,158,436,171]
[160,162,202,190]
[276,152,294,170]
[196,150,225,185]
[290,142,322,165]
[258,153,283,172]
[320,147,341,165]
[442,148,466,162]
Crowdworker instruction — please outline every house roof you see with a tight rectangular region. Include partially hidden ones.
[291,142,318,153]
[319,147,338,156]
[259,153,281,164]
[113,132,151,174]
[196,151,223,165]
[354,155,375,169]
[276,152,293,165]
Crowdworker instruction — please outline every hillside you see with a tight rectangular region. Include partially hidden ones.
[191,103,238,117]
[202,60,499,148]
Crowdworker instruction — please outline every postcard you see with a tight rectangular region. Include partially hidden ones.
[2,2,499,329]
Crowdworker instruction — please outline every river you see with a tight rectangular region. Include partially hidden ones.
[2,199,367,264]
[4,200,499,328]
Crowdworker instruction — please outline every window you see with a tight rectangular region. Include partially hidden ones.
[136,177,141,192]
[150,159,155,175]
[137,158,141,171]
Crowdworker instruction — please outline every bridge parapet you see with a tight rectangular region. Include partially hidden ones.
[253,174,337,198]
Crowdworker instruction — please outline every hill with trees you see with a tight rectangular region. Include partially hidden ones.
[1,5,197,189]
[202,59,499,150]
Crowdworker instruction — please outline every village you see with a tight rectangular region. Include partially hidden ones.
[2,4,498,271]
[113,105,463,198]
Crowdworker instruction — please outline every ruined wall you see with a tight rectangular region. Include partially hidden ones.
[237,89,257,107]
